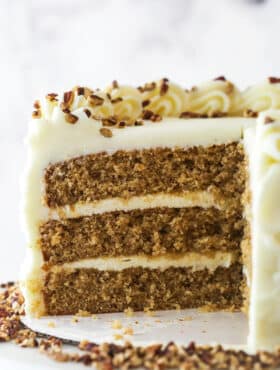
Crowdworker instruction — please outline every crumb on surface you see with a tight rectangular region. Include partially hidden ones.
[123,327,134,336]
[111,320,122,330]
[113,333,123,341]
[124,307,134,317]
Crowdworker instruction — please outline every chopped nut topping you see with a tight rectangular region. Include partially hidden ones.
[112,80,119,89]
[46,93,58,102]
[32,110,42,119]
[88,94,104,107]
[33,100,40,109]
[117,121,126,128]
[142,109,154,120]
[264,116,275,124]
[84,108,91,118]
[102,117,117,126]
[142,109,162,122]
[268,77,280,84]
[180,111,208,119]
[111,97,123,104]
[150,113,162,122]
[63,90,74,106]
[160,78,169,96]
[77,87,84,95]
[100,127,113,137]
[142,99,150,108]
[138,81,156,93]
[214,76,226,81]
[64,113,78,124]
[244,109,258,118]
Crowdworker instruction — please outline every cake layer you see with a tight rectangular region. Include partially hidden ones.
[40,206,244,264]
[43,263,244,315]
[44,142,245,208]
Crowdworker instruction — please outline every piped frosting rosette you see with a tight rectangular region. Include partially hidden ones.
[242,79,280,113]
[105,84,142,121]
[139,79,188,116]
[185,78,243,116]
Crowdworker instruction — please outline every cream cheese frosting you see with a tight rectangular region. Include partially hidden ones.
[32,77,280,122]
[247,110,280,351]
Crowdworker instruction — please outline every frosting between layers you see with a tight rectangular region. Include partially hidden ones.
[247,110,280,351]
[46,191,224,220]
[51,251,236,273]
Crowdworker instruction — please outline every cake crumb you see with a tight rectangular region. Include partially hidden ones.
[113,333,123,340]
[111,320,122,329]
[47,321,56,328]
[91,314,97,320]
[123,327,134,336]
[100,127,113,138]
[124,307,134,317]
[144,307,155,316]
[75,309,91,317]
[71,317,79,323]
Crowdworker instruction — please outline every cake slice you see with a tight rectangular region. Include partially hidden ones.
[20,77,280,351]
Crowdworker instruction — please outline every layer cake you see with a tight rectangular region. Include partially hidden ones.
[21,77,280,351]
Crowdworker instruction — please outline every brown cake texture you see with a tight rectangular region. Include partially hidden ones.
[44,143,245,207]
[36,139,250,315]
[43,263,244,315]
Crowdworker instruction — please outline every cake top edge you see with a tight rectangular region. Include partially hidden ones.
[32,76,280,127]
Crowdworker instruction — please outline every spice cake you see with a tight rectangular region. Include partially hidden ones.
[21,77,280,351]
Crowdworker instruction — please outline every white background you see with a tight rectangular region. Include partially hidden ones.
[0,0,280,281]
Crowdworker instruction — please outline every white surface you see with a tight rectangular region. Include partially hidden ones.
[1,309,248,369]
[22,309,248,347]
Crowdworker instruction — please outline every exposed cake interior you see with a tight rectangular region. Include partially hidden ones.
[21,77,280,351]
[26,129,251,315]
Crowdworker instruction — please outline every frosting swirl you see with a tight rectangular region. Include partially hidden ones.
[185,79,243,115]
[242,80,280,113]
[105,85,142,121]
[140,79,188,116]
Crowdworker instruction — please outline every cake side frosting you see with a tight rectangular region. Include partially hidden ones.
[247,110,280,351]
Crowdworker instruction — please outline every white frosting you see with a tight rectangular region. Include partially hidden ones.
[52,252,235,273]
[186,80,243,115]
[242,81,280,113]
[47,192,224,220]
[247,110,280,351]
